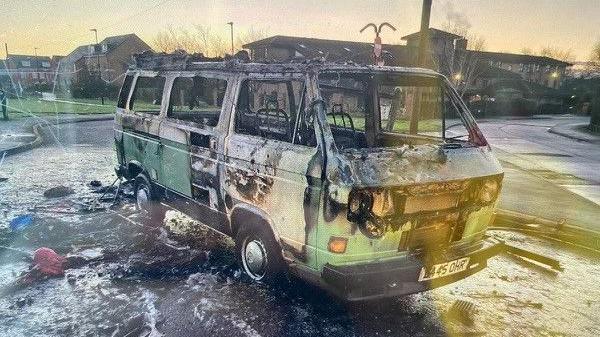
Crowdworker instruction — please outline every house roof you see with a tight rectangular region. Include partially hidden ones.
[471,50,572,67]
[401,28,463,41]
[6,54,52,68]
[87,34,142,56]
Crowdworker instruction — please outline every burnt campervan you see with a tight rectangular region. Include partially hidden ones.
[114,52,504,301]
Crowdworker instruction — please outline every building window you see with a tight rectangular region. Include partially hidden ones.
[42,61,50,68]
[21,60,31,67]
[129,76,166,115]
[167,76,228,127]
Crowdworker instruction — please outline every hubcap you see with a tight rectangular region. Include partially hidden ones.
[243,239,267,280]
[136,185,149,211]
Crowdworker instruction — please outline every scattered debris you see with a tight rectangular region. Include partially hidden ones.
[89,180,102,188]
[9,214,33,232]
[32,247,66,276]
[445,299,478,326]
[43,186,75,198]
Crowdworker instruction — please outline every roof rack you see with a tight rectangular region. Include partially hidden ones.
[131,50,250,70]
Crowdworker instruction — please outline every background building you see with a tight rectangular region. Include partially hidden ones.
[244,28,572,116]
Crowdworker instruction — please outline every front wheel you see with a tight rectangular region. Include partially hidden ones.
[134,174,164,225]
[235,222,285,283]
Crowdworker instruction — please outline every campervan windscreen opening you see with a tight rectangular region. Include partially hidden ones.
[318,72,473,150]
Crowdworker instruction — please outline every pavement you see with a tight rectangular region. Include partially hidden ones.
[549,122,600,144]
[0,113,115,156]
[477,114,600,231]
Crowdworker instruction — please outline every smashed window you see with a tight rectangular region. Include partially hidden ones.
[129,76,165,114]
[235,79,304,144]
[167,76,228,127]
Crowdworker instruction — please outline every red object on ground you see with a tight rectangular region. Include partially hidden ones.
[32,247,65,276]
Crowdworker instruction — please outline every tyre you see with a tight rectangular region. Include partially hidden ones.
[134,173,164,224]
[235,221,285,283]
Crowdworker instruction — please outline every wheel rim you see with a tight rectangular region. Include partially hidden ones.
[136,185,150,211]
[242,239,267,280]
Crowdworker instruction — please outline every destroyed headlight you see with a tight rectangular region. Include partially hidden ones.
[348,190,373,217]
[479,179,500,204]
[348,190,387,239]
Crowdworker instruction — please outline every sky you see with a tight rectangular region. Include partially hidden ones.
[1,0,599,61]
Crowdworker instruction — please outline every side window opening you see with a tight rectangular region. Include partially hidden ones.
[129,76,166,115]
[235,79,308,144]
[117,75,134,109]
[167,76,228,127]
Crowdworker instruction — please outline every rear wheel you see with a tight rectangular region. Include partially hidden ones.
[134,174,164,225]
[235,222,285,283]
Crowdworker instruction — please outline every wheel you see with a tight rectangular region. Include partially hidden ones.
[134,173,164,224]
[235,222,285,283]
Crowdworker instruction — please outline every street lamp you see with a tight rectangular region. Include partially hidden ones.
[90,28,104,104]
[34,47,38,57]
[227,22,234,56]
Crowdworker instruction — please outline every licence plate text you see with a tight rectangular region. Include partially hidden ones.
[418,257,470,281]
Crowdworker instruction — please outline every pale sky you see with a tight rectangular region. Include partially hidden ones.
[1,0,599,61]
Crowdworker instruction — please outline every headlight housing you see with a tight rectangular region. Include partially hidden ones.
[479,178,500,204]
[348,189,387,239]
[348,189,373,218]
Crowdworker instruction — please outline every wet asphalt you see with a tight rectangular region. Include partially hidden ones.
[0,120,599,337]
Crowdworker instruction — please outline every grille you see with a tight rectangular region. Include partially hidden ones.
[407,217,454,251]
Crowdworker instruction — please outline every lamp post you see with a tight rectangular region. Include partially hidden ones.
[34,47,38,57]
[227,22,234,55]
[90,28,104,104]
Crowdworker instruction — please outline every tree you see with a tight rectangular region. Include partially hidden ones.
[152,25,266,57]
[438,21,487,96]
[590,41,600,69]
[538,46,574,62]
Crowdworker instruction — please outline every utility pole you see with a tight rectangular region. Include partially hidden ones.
[227,22,234,55]
[410,0,433,135]
[90,28,104,104]
[417,0,432,67]
[4,43,8,59]
[34,48,38,57]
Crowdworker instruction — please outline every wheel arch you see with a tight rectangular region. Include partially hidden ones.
[127,160,145,180]
[229,203,281,244]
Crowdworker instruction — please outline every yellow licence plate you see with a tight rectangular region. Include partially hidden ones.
[418,257,470,281]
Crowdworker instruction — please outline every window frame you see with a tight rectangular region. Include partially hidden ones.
[233,75,311,147]
[128,73,167,116]
[165,73,230,128]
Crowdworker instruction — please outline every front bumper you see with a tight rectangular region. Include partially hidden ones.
[321,237,503,301]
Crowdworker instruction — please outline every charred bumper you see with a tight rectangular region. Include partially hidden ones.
[321,237,503,301]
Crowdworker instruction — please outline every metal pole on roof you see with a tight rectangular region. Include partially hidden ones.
[227,22,234,56]
[34,48,38,58]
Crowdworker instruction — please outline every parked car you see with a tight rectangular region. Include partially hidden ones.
[114,52,504,301]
